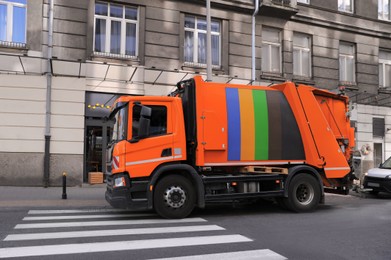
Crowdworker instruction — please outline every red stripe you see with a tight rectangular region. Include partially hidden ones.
[112,156,119,169]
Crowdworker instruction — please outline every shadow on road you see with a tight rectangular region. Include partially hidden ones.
[189,190,391,218]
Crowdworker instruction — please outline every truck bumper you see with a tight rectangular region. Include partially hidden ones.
[105,173,149,210]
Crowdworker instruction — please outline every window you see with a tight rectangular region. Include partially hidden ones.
[184,15,221,67]
[379,50,391,88]
[338,0,353,13]
[132,105,167,138]
[373,118,385,138]
[339,42,355,83]
[112,105,128,142]
[0,0,26,46]
[94,2,138,58]
[379,0,391,20]
[293,33,311,77]
[297,0,310,3]
[262,28,281,74]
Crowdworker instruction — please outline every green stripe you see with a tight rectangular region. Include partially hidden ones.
[253,90,269,160]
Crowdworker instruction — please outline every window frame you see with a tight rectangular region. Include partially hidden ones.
[378,0,391,21]
[93,1,139,59]
[293,33,312,78]
[338,0,354,13]
[373,117,385,138]
[0,0,27,47]
[379,50,391,88]
[183,15,221,68]
[339,42,356,84]
[261,27,282,74]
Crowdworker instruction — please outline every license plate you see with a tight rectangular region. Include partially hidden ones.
[367,182,380,187]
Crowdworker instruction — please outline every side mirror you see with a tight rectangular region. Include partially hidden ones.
[139,106,151,138]
[139,117,150,138]
[141,106,152,117]
[130,105,151,142]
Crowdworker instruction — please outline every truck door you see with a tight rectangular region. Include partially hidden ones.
[125,102,177,178]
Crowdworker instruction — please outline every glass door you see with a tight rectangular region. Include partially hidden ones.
[84,119,113,183]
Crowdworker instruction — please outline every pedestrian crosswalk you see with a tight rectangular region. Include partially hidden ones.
[0,209,287,259]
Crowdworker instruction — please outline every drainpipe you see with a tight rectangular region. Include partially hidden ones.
[206,0,212,81]
[44,0,54,187]
[252,0,259,84]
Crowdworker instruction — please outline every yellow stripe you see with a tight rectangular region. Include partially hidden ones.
[238,89,255,160]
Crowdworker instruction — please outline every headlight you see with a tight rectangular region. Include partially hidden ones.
[386,175,391,180]
[114,177,126,188]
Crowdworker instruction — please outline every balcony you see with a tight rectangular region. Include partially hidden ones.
[258,0,298,19]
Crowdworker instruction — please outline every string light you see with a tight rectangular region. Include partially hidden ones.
[86,104,111,110]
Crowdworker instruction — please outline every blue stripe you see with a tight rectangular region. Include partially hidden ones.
[226,88,241,161]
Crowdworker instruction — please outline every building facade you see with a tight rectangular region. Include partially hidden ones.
[0,0,390,186]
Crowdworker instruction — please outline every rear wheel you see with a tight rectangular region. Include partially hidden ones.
[154,175,195,219]
[285,173,321,212]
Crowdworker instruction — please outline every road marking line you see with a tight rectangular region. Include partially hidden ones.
[0,235,252,258]
[15,217,207,229]
[5,225,224,241]
[148,249,287,260]
[27,209,142,215]
[23,213,153,221]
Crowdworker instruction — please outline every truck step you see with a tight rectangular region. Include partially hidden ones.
[241,166,288,174]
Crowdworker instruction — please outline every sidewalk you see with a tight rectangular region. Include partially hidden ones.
[0,184,110,208]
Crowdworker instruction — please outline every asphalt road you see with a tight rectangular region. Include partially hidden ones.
[0,191,390,260]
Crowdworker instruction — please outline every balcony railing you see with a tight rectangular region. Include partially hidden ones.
[0,40,26,49]
[259,0,298,18]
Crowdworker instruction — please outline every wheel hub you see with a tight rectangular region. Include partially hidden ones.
[296,183,314,205]
[164,186,186,208]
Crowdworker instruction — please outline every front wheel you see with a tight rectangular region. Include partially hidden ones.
[285,173,321,212]
[154,175,195,219]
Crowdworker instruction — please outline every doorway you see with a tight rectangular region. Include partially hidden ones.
[84,120,113,182]
[373,142,383,167]
[84,92,119,183]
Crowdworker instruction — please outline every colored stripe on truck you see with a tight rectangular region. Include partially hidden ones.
[225,88,305,161]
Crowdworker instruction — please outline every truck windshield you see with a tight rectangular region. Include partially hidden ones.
[111,106,127,142]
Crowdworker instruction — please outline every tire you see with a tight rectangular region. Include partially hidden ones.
[285,173,321,213]
[154,175,195,219]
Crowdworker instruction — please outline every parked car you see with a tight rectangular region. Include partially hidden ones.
[363,156,391,194]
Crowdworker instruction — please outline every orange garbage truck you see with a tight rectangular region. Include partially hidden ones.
[105,76,355,218]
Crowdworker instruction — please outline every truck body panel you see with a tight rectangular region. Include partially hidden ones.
[193,77,305,167]
[191,76,351,179]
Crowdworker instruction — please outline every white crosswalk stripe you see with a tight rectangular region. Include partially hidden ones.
[15,217,207,229]
[149,249,287,260]
[27,209,132,214]
[5,225,225,241]
[23,213,155,221]
[1,209,286,259]
[0,235,252,258]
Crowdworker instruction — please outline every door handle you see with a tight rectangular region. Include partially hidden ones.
[161,148,172,157]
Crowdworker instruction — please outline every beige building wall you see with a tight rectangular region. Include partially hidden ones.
[0,0,391,185]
